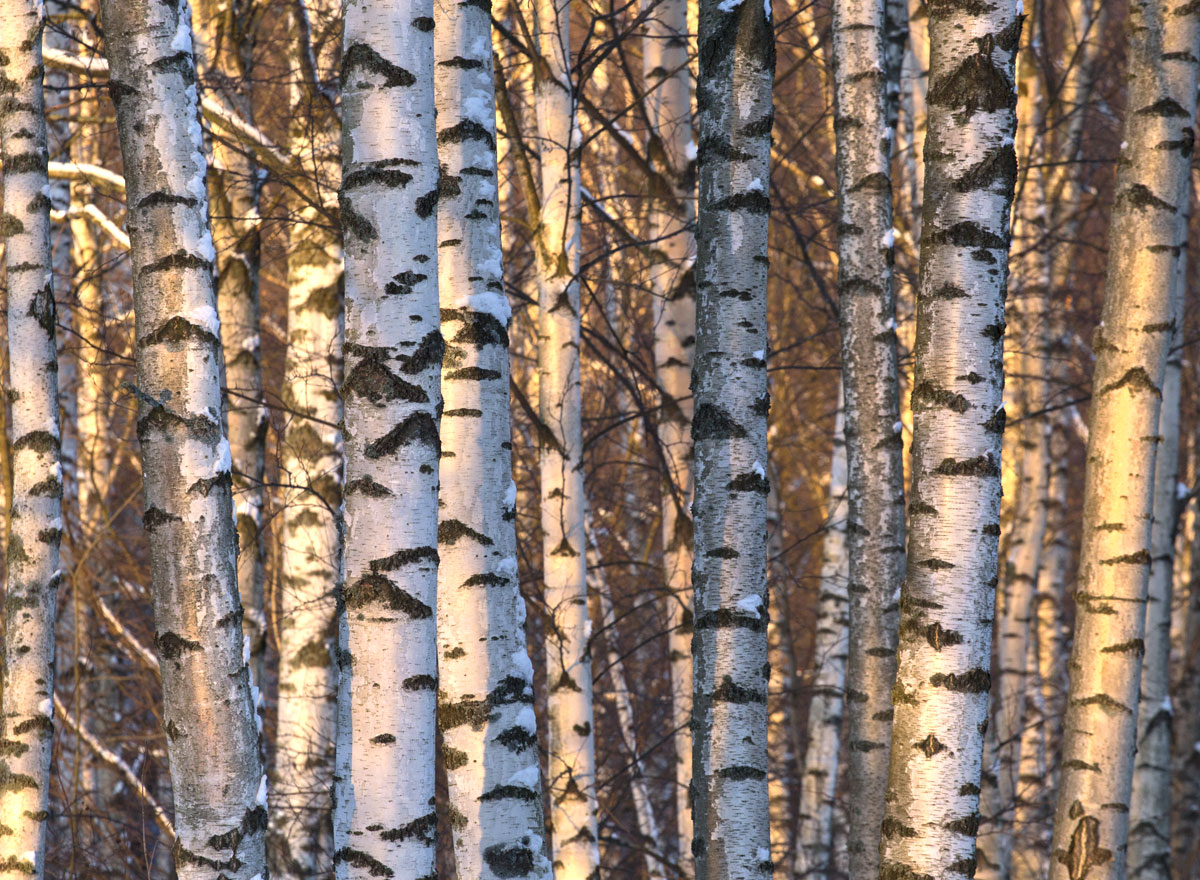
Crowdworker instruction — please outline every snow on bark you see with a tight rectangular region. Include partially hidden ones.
[794,399,849,880]
[529,0,600,876]
[642,0,698,865]
[0,5,62,877]
[97,0,267,876]
[691,2,774,878]
[195,0,269,688]
[433,0,551,877]
[879,0,1021,877]
[333,1,442,877]
[830,0,909,875]
[271,3,342,875]
[1048,3,1200,878]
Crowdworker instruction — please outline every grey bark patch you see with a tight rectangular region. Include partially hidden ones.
[878,861,935,880]
[334,847,395,877]
[137,191,199,209]
[926,49,1016,116]
[914,734,946,757]
[138,249,210,276]
[343,573,433,618]
[364,412,440,457]
[1060,815,1112,879]
[346,475,394,497]
[437,519,493,546]
[934,453,1000,477]
[398,330,445,374]
[1071,693,1132,715]
[496,726,537,751]
[1099,366,1162,398]
[139,315,220,349]
[712,675,766,704]
[444,366,502,381]
[1115,183,1178,212]
[1099,549,1152,566]
[381,811,437,843]
[370,546,439,571]
[929,668,991,692]
[1100,638,1145,654]
[437,118,495,149]
[483,843,536,878]
[953,143,1017,192]
[926,220,1008,249]
[913,380,971,413]
[692,403,747,440]
[155,631,203,661]
[343,42,416,87]
[726,470,770,493]
[344,165,414,191]
[943,812,981,836]
[479,784,539,803]
[882,816,919,838]
[344,354,429,404]
[694,608,767,632]
[12,716,52,738]
[1135,97,1190,117]
[716,765,767,781]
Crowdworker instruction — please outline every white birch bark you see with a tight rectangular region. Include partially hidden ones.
[830,0,909,875]
[1048,2,1200,877]
[879,0,1021,876]
[642,0,697,865]
[529,1,600,876]
[195,0,268,685]
[794,400,849,880]
[334,1,442,876]
[98,0,267,876]
[691,1,774,878]
[271,3,342,874]
[1126,217,1188,880]
[0,5,62,877]
[433,0,552,877]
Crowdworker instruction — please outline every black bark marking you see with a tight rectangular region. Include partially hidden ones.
[929,668,991,692]
[437,519,494,546]
[364,412,440,457]
[1099,367,1161,399]
[692,403,748,440]
[913,380,971,413]
[343,573,433,618]
[343,42,416,87]
[1058,814,1112,880]
[155,631,203,659]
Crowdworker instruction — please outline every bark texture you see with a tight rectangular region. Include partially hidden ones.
[529,1,600,876]
[99,0,267,876]
[272,2,342,873]
[433,0,552,877]
[830,0,909,876]
[879,0,1021,877]
[1048,3,1200,878]
[794,402,849,880]
[334,2,442,878]
[0,6,62,877]
[691,1,774,878]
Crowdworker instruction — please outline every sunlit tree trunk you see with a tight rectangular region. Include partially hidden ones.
[1126,213,1188,880]
[830,0,909,876]
[99,0,267,876]
[879,0,1020,876]
[196,0,268,685]
[333,2,442,878]
[529,1,600,875]
[691,2,774,878]
[794,398,849,880]
[0,5,63,877]
[433,0,552,876]
[642,0,697,865]
[1049,2,1200,877]
[271,3,342,874]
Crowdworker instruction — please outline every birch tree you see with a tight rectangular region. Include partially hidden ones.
[0,5,62,876]
[879,0,1021,877]
[333,1,442,877]
[196,0,269,683]
[691,1,774,877]
[642,0,697,864]
[830,0,909,876]
[98,0,267,876]
[1049,2,1200,877]
[433,0,551,876]
[272,2,342,873]
[529,0,600,875]
[1127,234,1186,880]
[794,400,849,880]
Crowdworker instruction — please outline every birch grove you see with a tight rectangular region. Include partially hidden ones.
[5,0,1200,878]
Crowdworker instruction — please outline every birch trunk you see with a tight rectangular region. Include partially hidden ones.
[272,2,342,873]
[99,1,267,876]
[879,0,1021,876]
[691,2,773,878]
[530,1,600,875]
[830,0,909,876]
[794,401,849,880]
[196,0,268,684]
[1048,3,1200,877]
[433,0,552,877]
[334,2,442,876]
[642,0,697,865]
[1126,220,1187,880]
[978,22,1053,876]
[0,6,62,877]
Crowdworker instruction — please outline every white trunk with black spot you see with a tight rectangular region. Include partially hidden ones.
[334,1,442,877]
[529,0,600,876]
[642,0,698,864]
[795,401,849,880]
[1049,3,1200,878]
[830,0,909,876]
[433,1,551,877]
[691,2,773,879]
[272,3,342,874]
[879,1,1020,877]
[99,0,267,876]
[0,5,62,877]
